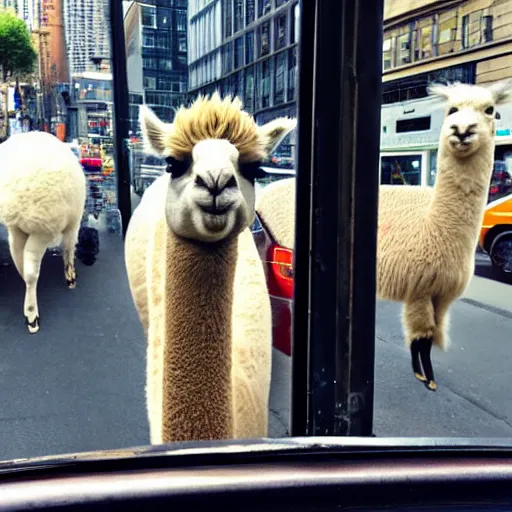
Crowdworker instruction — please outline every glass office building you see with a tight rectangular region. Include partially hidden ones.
[188,0,299,162]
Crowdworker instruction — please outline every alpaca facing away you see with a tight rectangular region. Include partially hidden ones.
[0,131,86,333]
[125,93,297,443]
[377,80,512,391]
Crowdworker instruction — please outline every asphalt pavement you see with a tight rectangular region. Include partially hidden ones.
[0,219,511,461]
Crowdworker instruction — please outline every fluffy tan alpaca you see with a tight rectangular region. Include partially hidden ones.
[377,80,512,391]
[125,93,297,443]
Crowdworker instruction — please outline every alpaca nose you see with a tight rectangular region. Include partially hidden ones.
[450,123,477,142]
[195,172,237,196]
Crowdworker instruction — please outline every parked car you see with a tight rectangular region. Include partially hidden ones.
[251,167,295,356]
[479,193,512,277]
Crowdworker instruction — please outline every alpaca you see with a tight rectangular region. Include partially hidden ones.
[377,80,512,391]
[124,93,297,443]
[0,131,86,333]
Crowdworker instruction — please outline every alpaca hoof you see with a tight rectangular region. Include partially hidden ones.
[410,337,436,389]
[425,380,438,392]
[414,372,427,382]
[67,278,77,289]
[26,315,40,334]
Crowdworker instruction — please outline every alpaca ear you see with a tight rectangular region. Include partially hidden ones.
[258,117,297,155]
[139,105,174,156]
[487,79,512,105]
[426,82,453,100]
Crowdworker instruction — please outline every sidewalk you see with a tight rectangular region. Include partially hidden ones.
[462,274,511,313]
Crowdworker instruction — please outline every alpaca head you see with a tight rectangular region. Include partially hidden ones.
[140,93,296,243]
[428,80,512,158]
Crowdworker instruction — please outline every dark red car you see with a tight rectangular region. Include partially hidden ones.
[251,167,295,356]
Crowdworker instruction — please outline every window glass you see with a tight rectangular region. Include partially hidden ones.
[5,0,512,470]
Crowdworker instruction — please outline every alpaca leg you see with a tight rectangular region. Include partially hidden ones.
[23,233,51,334]
[62,223,80,289]
[433,295,453,352]
[7,227,28,278]
[403,298,437,392]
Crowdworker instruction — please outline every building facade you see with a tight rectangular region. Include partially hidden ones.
[124,0,188,135]
[380,0,512,195]
[63,0,111,77]
[187,0,299,162]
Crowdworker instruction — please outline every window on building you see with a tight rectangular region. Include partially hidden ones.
[172,82,181,92]
[157,77,172,90]
[223,0,232,38]
[381,155,422,186]
[235,36,244,69]
[462,10,486,49]
[159,58,172,71]
[275,52,286,104]
[143,57,157,69]
[156,32,170,50]
[291,3,299,44]
[259,21,270,57]
[142,29,155,48]
[143,76,156,89]
[262,58,271,108]
[259,0,271,17]
[179,33,187,52]
[415,17,434,60]
[141,5,156,28]
[275,13,287,50]
[177,54,187,66]
[246,0,255,25]
[158,7,171,29]
[437,10,458,55]
[383,38,393,70]
[396,26,412,66]
[287,47,296,101]
[483,15,493,43]
[244,65,254,111]
[234,0,244,33]
[222,41,233,74]
[176,9,187,31]
[246,31,254,64]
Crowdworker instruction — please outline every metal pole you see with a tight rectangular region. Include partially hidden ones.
[306,0,383,437]
[290,0,316,437]
[109,0,132,237]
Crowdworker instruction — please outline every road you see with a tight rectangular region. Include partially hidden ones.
[0,222,511,461]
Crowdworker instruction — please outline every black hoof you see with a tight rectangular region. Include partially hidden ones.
[25,315,40,334]
[410,337,437,392]
[66,278,77,287]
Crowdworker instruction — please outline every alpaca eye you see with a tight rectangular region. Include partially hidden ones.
[448,107,458,115]
[239,161,266,182]
[165,156,190,178]
[485,106,494,115]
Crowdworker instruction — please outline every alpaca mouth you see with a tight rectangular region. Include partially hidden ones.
[199,203,231,215]
[202,212,229,232]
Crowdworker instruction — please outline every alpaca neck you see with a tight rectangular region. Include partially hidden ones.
[162,232,238,442]
[428,144,493,246]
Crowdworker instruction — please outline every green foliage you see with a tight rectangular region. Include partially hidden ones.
[0,9,37,82]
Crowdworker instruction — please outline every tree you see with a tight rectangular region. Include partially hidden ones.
[0,9,37,139]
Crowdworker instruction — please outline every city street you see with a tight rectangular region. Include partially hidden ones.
[0,221,511,461]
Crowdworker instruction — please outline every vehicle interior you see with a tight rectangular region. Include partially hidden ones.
[0,0,511,510]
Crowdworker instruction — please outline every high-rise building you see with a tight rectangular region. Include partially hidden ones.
[62,0,111,77]
[123,0,189,134]
[187,0,299,160]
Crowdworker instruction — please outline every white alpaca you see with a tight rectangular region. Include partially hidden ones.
[125,93,296,443]
[0,131,86,333]
[255,81,512,393]
[377,80,512,391]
